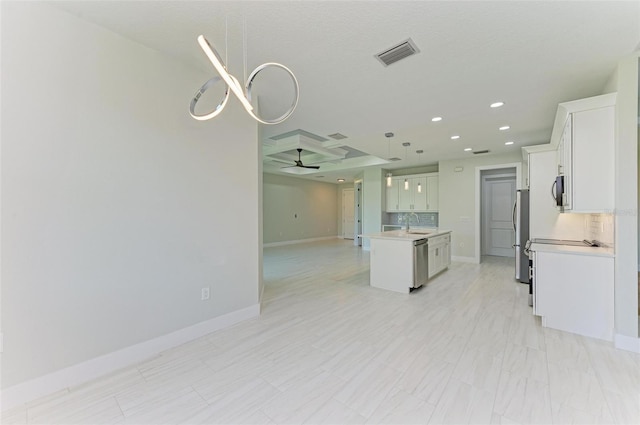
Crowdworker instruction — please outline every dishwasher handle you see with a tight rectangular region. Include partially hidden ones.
[413,238,428,246]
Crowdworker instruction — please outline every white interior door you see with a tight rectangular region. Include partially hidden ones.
[342,188,355,240]
[482,176,516,257]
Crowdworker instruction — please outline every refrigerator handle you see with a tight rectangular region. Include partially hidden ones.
[512,200,517,232]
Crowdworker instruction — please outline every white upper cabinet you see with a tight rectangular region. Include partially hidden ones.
[551,93,616,213]
[386,178,401,212]
[385,173,438,212]
[426,174,439,212]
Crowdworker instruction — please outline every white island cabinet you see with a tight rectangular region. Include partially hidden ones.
[363,230,452,294]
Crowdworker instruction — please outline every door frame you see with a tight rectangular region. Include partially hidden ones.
[481,172,517,257]
[354,179,363,246]
[474,162,521,264]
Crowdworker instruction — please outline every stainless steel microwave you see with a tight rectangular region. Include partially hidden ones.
[553,175,564,209]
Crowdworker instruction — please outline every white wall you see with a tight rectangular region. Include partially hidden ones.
[1,2,261,391]
[262,174,338,244]
[439,152,522,260]
[606,54,639,340]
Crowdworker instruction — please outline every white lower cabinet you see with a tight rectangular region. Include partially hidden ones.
[428,233,451,279]
[533,250,614,341]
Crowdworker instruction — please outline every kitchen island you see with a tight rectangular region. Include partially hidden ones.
[362,229,452,294]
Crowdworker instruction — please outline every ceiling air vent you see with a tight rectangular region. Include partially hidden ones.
[473,150,490,155]
[375,38,420,67]
[328,133,348,140]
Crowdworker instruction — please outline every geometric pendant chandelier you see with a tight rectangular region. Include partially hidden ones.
[189,35,299,125]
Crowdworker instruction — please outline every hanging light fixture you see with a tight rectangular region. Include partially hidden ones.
[385,132,394,187]
[402,142,411,190]
[416,150,424,192]
[189,31,299,125]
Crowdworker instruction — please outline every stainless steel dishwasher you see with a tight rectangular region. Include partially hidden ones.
[413,238,428,289]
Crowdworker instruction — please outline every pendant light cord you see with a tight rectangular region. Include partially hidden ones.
[225,15,228,67]
[243,17,247,85]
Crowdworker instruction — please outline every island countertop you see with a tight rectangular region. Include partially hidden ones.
[362,229,451,241]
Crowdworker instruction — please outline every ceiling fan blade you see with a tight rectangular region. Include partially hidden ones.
[302,165,320,169]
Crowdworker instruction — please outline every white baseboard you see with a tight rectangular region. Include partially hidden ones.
[452,256,478,264]
[263,236,337,248]
[1,303,260,411]
[614,333,640,353]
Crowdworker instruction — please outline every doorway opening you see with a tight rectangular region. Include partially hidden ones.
[481,169,517,258]
[475,164,521,264]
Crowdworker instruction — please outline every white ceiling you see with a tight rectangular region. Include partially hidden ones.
[52,1,639,183]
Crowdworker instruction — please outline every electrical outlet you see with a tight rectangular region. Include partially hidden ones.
[201,287,210,301]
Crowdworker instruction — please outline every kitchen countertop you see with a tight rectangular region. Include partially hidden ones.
[362,229,451,241]
[529,242,614,258]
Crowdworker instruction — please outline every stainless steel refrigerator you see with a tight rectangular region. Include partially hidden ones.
[513,189,530,283]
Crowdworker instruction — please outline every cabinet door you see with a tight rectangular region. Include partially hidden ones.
[534,250,614,340]
[426,175,439,211]
[532,252,539,316]
[428,246,438,278]
[571,107,614,212]
[385,179,400,212]
[412,177,428,211]
[562,115,572,209]
[398,178,413,211]
[443,242,451,267]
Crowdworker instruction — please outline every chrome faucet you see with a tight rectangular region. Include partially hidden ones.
[405,212,420,231]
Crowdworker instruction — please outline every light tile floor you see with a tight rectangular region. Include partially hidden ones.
[3,239,639,424]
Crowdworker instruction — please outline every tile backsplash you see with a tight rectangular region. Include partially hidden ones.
[586,213,614,247]
[385,212,439,227]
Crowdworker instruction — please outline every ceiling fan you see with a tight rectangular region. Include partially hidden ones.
[282,148,320,169]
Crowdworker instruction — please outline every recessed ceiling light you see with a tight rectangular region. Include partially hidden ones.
[337,178,345,182]
[431,117,442,122]
[505,141,514,145]
[450,135,460,140]
[490,102,505,108]
[499,126,510,131]
[464,148,472,152]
